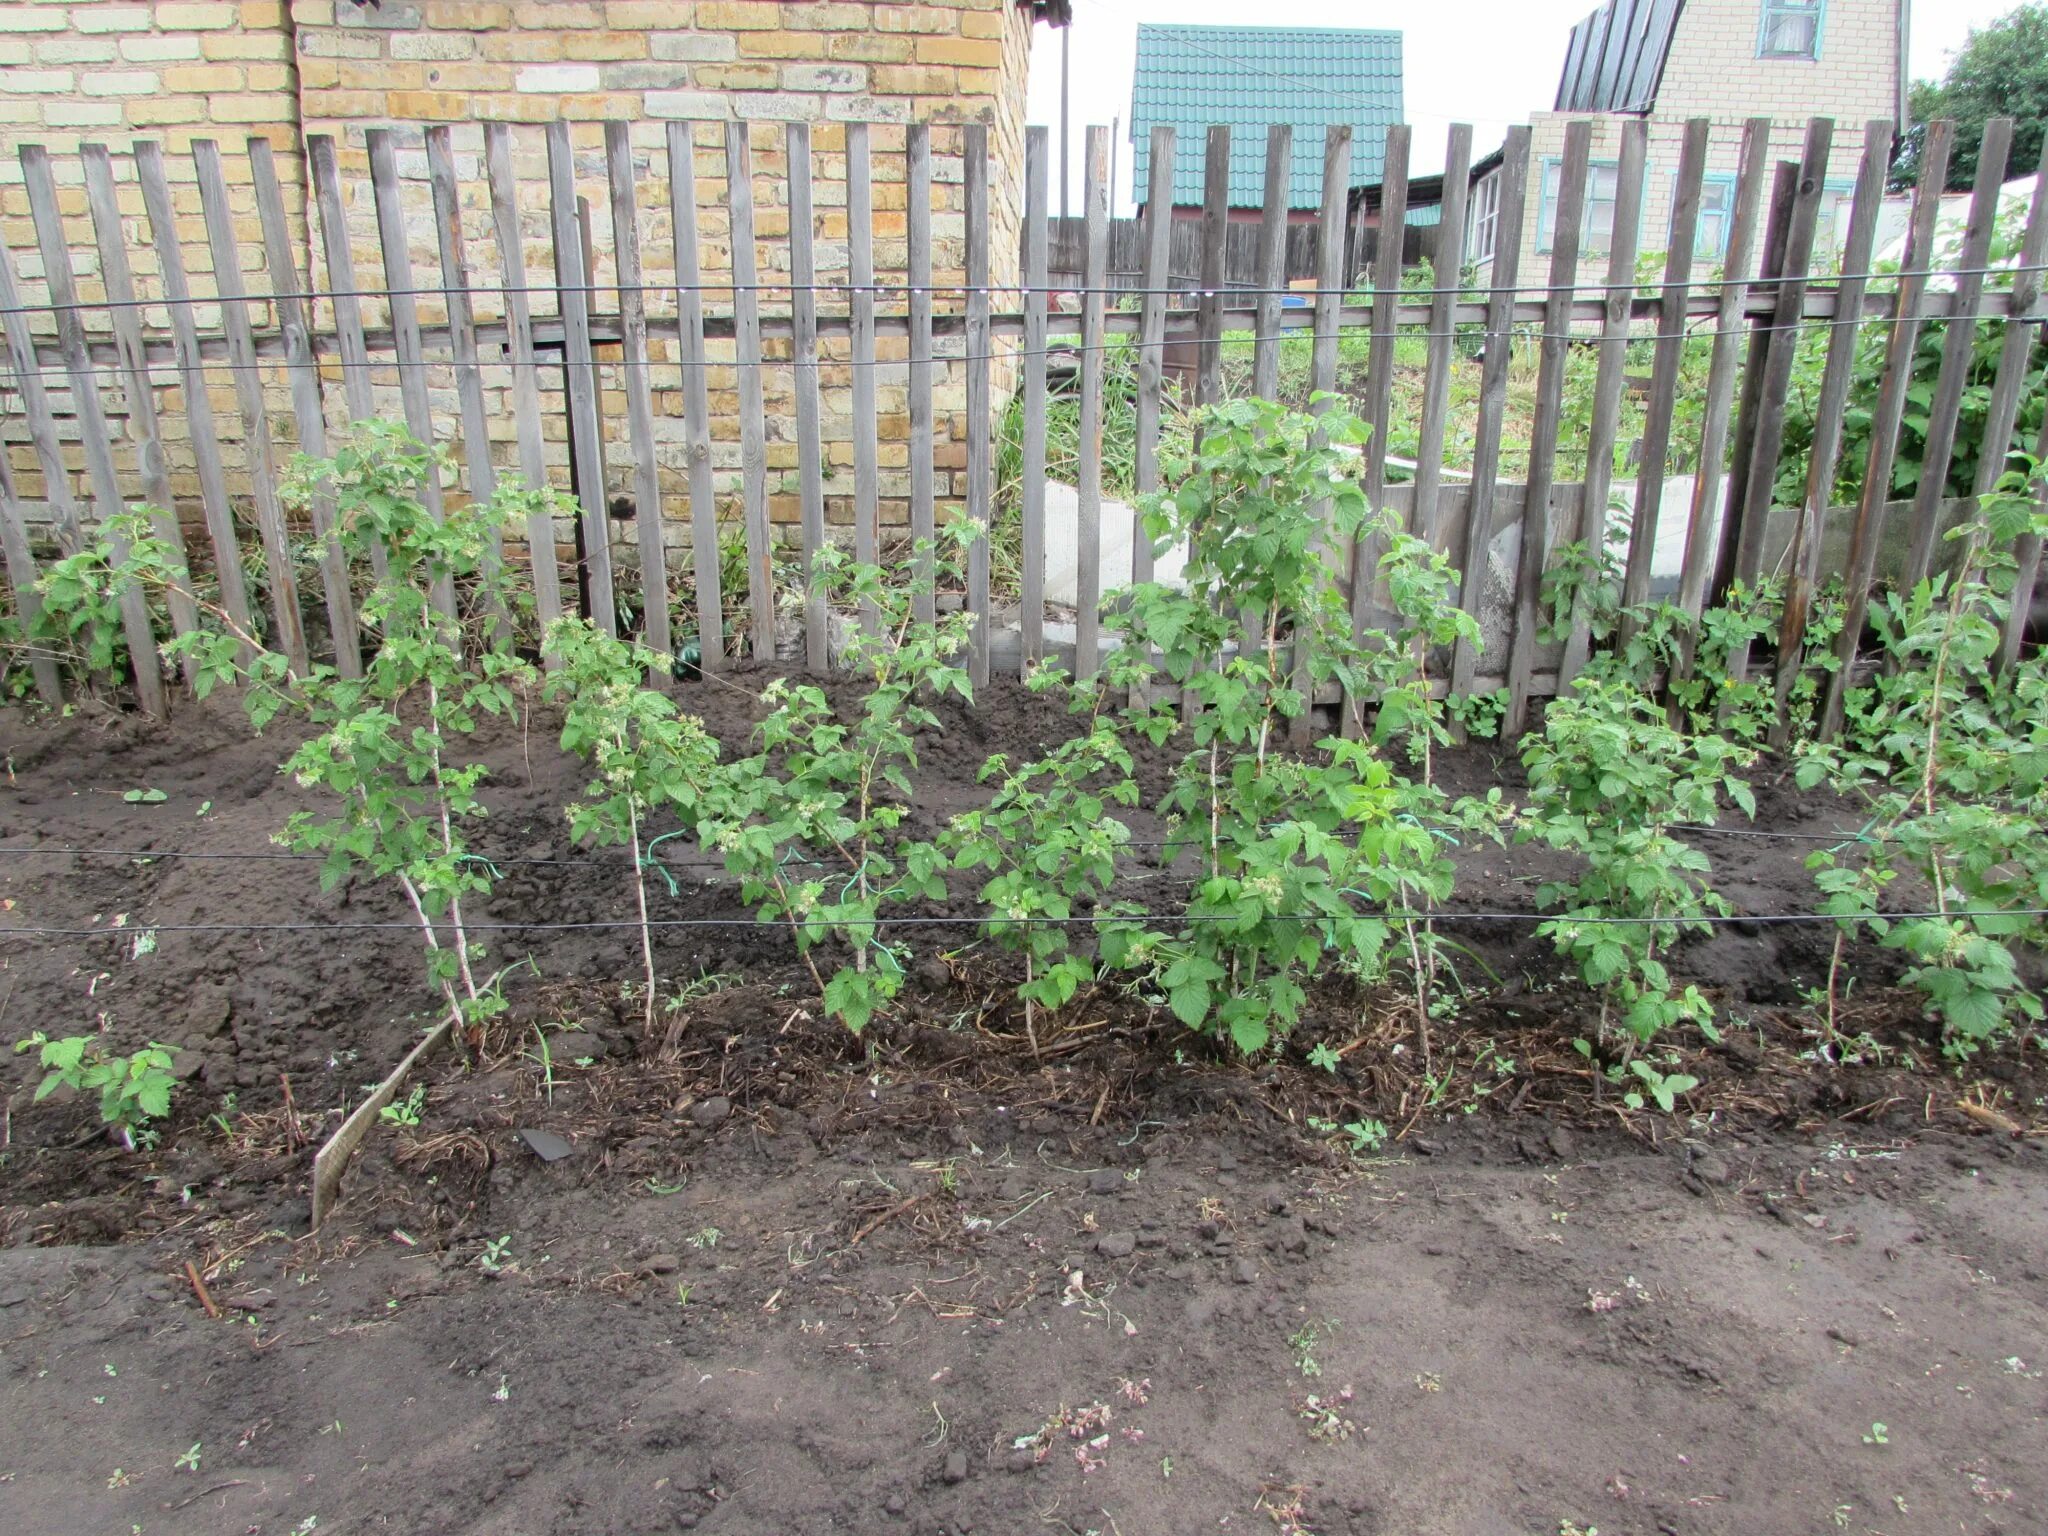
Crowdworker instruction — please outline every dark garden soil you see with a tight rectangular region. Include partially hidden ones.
[0,676,2044,1536]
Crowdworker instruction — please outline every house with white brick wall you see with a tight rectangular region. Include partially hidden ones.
[1465,0,1908,283]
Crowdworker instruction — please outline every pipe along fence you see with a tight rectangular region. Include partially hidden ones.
[0,114,2044,740]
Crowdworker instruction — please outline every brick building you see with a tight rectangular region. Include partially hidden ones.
[0,0,1067,574]
[1466,0,1908,280]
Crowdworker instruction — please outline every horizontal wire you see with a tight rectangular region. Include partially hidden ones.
[2,906,2041,940]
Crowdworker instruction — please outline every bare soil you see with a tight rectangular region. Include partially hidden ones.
[0,677,2043,1536]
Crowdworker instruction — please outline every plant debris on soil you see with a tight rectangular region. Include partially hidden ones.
[0,676,2044,1536]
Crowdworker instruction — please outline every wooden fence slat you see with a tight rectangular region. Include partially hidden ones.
[1969,133,2048,505]
[1449,126,1530,709]
[0,443,60,702]
[1558,118,1649,687]
[1360,123,1409,511]
[193,137,309,676]
[20,144,165,714]
[1713,161,1798,614]
[604,121,671,664]
[80,142,200,676]
[134,139,254,646]
[365,128,459,622]
[1721,120,1832,691]
[1773,118,1893,738]
[250,135,361,677]
[1413,123,1472,552]
[724,121,773,661]
[483,123,565,640]
[0,206,83,564]
[2000,406,2048,672]
[964,122,993,689]
[1672,118,1771,661]
[1021,125,1051,669]
[845,122,880,639]
[1502,120,1591,737]
[306,137,375,427]
[1822,119,1954,736]
[1307,124,1352,745]
[1131,124,1173,590]
[1251,124,1292,402]
[906,122,936,627]
[1902,118,2014,587]
[546,120,617,638]
[786,121,828,675]
[427,126,506,613]
[1619,117,1708,641]
[662,122,720,667]
[1195,125,1229,408]
[1075,123,1108,678]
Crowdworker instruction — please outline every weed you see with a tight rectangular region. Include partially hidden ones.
[688,1227,722,1250]
[377,1085,426,1129]
[478,1236,513,1274]
[13,1034,174,1146]
[1288,1319,1336,1378]
[173,1444,200,1474]
[1294,1387,1357,1443]
[1863,1421,1889,1447]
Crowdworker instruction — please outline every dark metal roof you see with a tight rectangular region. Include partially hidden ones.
[1555,0,1685,113]
[1130,24,1404,209]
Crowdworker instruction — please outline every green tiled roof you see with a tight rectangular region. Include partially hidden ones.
[1130,24,1403,211]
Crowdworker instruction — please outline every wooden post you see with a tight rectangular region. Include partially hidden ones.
[1020,126,1051,670]
[1902,118,2014,589]
[964,122,993,689]
[846,122,881,641]
[1772,119,1893,739]
[251,135,361,677]
[1196,124,1229,408]
[193,137,309,676]
[1618,118,1709,644]
[1251,124,1293,402]
[662,122,720,668]
[1360,123,1410,511]
[1821,120,1954,737]
[1309,124,1352,745]
[1132,124,1174,591]
[81,142,200,679]
[784,122,828,674]
[605,122,673,663]
[547,121,617,637]
[1558,118,1648,687]
[1448,126,1530,711]
[906,122,936,626]
[19,144,165,713]
[1076,124,1109,678]
[134,139,256,649]
[1502,120,1591,737]
[307,135,389,584]
[1413,123,1472,553]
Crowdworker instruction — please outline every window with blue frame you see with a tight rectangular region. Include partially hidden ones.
[1759,0,1823,60]
[1536,159,1623,256]
[1695,174,1737,260]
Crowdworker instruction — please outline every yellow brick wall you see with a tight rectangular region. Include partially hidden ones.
[2,0,1039,593]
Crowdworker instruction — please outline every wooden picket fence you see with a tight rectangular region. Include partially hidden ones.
[0,112,2043,740]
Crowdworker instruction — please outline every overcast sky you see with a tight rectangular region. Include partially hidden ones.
[1026,0,2025,214]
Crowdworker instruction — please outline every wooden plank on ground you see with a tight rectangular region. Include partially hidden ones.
[963,122,993,689]
[1502,120,1591,737]
[786,121,828,674]
[251,135,361,676]
[1558,118,1648,687]
[663,121,720,667]
[484,123,565,639]
[605,121,671,663]
[846,122,880,640]
[1773,119,1893,739]
[81,141,200,677]
[548,120,617,637]
[20,143,165,713]
[1619,117,1708,643]
[194,137,308,675]
[134,139,254,647]
[1021,125,1051,669]
[1448,126,1530,711]
[1075,124,1108,678]
[427,126,506,618]
[1251,124,1293,402]
[1821,120,1954,736]
[1413,123,1472,552]
[1196,124,1229,408]
[724,121,773,660]
[1131,124,1173,591]
[1902,118,2014,588]
[906,122,936,626]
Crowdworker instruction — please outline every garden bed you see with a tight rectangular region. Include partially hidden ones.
[1,681,2045,1536]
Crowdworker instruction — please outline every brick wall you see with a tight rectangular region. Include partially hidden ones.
[1,0,1040,590]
